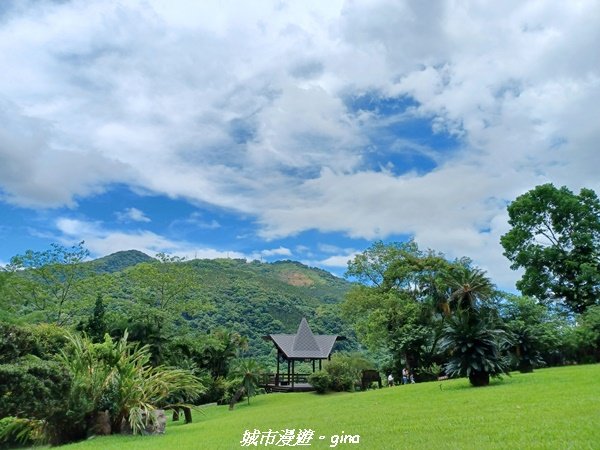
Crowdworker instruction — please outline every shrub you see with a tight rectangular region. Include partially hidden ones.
[308,371,331,394]
[324,354,372,392]
[0,322,68,363]
[0,360,71,421]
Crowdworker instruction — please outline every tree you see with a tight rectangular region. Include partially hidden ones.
[5,242,92,325]
[230,359,263,405]
[443,265,495,313]
[202,330,248,378]
[501,184,600,313]
[499,295,566,371]
[124,253,201,363]
[575,305,600,362]
[343,241,465,374]
[78,293,107,342]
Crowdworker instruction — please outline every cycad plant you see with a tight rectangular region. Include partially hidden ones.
[508,321,543,373]
[440,311,511,386]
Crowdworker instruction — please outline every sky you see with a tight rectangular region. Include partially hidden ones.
[1,0,599,292]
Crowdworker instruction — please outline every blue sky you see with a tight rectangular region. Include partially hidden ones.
[1,0,599,290]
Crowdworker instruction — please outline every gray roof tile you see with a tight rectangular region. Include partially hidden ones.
[267,317,342,359]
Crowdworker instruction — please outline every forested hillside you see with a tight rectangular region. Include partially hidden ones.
[2,248,356,358]
[184,258,355,354]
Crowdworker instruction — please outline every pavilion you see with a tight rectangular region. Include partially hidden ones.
[262,317,345,392]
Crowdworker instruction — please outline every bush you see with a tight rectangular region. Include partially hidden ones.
[308,354,374,393]
[0,322,67,363]
[325,361,355,391]
[308,371,331,394]
[0,360,71,420]
[324,354,373,392]
[58,331,205,437]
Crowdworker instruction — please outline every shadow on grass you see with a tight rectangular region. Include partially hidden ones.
[435,375,515,392]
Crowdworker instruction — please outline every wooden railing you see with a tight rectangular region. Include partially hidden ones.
[261,373,311,386]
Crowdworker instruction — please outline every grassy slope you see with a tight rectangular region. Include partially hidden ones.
[63,365,599,450]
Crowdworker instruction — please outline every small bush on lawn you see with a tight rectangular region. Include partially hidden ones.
[311,353,374,393]
[308,371,332,394]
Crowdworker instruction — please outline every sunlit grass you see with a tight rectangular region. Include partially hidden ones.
[62,364,600,449]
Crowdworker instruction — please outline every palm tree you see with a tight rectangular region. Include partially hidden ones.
[203,330,248,378]
[230,359,263,405]
[444,265,495,313]
[439,312,511,386]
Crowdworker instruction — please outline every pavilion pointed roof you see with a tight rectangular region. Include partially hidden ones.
[264,317,344,359]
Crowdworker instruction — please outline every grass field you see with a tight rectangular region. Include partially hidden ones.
[62,364,600,450]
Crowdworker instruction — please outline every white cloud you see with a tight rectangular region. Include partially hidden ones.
[116,207,151,223]
[260,247,293,257]
[315,252,359,269]
[1,0,599,291]
[55,217,245,260]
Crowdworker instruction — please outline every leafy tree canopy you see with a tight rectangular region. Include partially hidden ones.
[4,242,92,325]
[500,184,600,313]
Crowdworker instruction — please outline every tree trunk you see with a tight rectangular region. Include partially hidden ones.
[183,407,192,424]
[229,387,246,410]
[468,370,490,387]
[518,360,534,373]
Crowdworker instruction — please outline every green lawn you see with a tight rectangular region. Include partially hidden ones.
[63,364,600,449]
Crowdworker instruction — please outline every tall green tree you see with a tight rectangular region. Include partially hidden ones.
[123,253,202,363]
[78,293,107,342]
[501,184,600,313]
[343,241,468,373]
[4,242,92,325]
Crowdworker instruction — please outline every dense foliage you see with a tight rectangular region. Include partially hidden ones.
[342,239,600,386]
[308,353,374,393]
[501,183,600,313]
[440,312,510,386]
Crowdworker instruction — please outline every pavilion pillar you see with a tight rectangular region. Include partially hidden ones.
[287,359,290,385]
[319,359,322,371]
[276,351,280,386]
[291,360,295,390]
[312,359,315,373]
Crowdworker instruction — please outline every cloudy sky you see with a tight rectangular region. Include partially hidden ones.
[1,0,598,291]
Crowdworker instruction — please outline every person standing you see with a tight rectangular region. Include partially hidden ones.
[387,373,395,387]
[402,368,409,385]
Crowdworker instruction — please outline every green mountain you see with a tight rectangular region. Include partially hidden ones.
[88,250,155,273]
[89,252,356,357]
